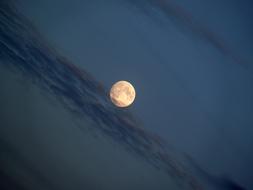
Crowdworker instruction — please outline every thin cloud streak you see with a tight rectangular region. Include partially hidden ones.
[127,0,249,69]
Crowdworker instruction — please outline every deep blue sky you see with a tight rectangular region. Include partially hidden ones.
[15,0,253,188]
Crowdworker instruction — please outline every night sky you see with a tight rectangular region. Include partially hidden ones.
[1,0,253,189]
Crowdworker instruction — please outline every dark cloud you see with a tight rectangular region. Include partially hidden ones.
[0,2,203,189]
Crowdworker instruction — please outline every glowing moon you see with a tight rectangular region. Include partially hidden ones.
[110,81,136,107]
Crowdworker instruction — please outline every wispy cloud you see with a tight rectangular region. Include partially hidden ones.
[127,0,249,69]
[0,2,203,189]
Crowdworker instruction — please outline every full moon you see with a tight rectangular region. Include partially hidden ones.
[110,81,136,107]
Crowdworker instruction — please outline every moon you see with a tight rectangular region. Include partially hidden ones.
[110,81,136,107]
